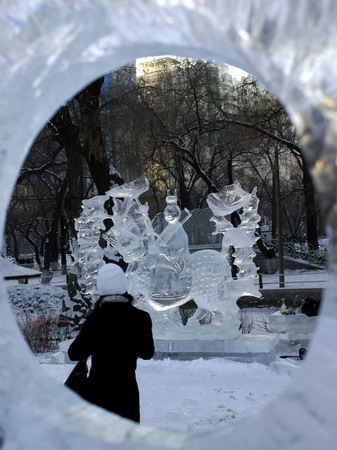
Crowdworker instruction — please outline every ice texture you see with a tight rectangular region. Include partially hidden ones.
[1,1,337,450]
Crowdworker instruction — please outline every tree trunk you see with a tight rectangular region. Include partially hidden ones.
[227,158,233,184]
[12,232,19,263]
[302,159,319,249]
[178,181,194,210]
[32,244,42,271]
[60,215,68,275]
[271,169,277,237]
[22,233,43,271]
[41,237,53,284]
[50,106,84,219]
[76,77,114,195]
[42,178,69,282]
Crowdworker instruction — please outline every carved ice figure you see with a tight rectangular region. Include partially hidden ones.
[190,182,250,308]
[103,181,192,310]
[103,177,156,299]
[233,187,262,298]
[104,176,154,263]
[207,181,251,253]
[191,182,261,325]
[74,177,261,323]
[72,194,110,295]
[190,249,229,312]
[148,190,192,310]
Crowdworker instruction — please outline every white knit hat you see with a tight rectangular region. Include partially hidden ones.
[96,264,128,296]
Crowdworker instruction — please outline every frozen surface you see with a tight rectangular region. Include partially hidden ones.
[1,1,337,449]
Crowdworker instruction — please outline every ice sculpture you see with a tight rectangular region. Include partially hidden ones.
[148,190,192,309]
[189,182,261,328]
[104,176,153,263]
[101,177,261,320]
[2,2,337,450]
[71,195,109,295]
[235,188,262,295]
[207,182,261,299]
[103,179,191,310]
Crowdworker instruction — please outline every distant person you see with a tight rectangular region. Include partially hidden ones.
[299,348,307,360]
[301,297,320,317]
[68,263,154,422]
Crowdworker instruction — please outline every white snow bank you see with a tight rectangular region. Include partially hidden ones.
[42,357,293,432]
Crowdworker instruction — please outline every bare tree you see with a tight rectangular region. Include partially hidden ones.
[7,58,321,275]
[6,76,123,273]
[104,59,320,248]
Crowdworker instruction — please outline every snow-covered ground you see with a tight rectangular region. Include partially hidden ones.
[41,357,296,432]
[9,267,318,432]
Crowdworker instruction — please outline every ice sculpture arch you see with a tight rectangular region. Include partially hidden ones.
[1,1,337,449]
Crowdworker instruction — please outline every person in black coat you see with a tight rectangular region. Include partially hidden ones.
[68,263,155,423]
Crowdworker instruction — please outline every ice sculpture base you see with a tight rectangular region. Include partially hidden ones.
[270,312,317,355]
[58,334,279,365]
[154,334,279,365]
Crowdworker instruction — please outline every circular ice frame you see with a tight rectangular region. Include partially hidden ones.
[1,1,337,448]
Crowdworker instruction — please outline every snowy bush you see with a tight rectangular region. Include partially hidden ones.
[17,313,71,353]
[7,284,77,351]
[7,284,67,316]
[60,290,93,333]
[7,283,93,338]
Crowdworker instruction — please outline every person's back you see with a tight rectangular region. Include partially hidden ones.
[68,264,154,422]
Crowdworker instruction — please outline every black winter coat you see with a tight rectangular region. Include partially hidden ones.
[68,297,154,422]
